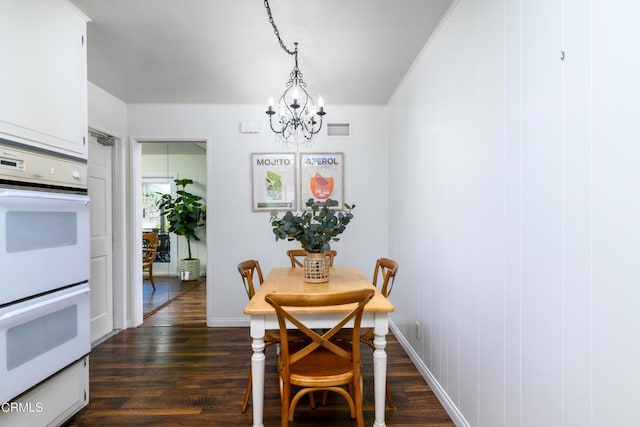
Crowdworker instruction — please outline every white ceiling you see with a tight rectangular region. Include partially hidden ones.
[69,0,452,105]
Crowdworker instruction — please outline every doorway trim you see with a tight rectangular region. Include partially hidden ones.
[130,137,211,327]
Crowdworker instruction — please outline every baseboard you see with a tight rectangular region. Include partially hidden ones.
[389,321,469,427]
[91,329,122,347]
[207,317,248,327]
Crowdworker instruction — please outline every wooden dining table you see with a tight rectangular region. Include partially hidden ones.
[243,266,395,427]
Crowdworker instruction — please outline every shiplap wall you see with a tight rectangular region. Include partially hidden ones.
[388,0,640,426]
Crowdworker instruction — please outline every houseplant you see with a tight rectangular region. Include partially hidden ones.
[270,198,355,282]
[156,178,206,281]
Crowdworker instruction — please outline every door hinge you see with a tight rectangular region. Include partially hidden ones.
[560,50,566,61]
[81,35,85,46]
[83,136,86,145]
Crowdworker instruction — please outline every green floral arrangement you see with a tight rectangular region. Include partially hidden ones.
[270,198,355,253]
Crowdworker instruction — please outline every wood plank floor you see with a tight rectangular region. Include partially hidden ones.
[65,282,454,426]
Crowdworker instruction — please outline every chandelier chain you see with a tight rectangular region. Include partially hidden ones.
[264,0,297,56]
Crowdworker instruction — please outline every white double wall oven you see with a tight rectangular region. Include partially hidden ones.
[0,139,91,405]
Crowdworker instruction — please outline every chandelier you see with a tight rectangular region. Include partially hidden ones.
[263,0,326,146]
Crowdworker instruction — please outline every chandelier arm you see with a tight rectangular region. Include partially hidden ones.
[267,112,281,132]
[269,115,287,135]
[300,117,323,137]
[274,116,295,137]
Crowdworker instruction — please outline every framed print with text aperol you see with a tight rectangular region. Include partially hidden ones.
[299,153,344,209]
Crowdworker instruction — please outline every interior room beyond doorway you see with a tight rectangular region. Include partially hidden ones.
[140,141,207,317]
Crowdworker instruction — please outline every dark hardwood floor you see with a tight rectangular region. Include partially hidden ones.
[65,281,454,426]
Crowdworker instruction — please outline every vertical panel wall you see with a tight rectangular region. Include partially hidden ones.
[388,0,640,426]
[562,0,593,425]
[520,0,564,425]
[591,1,640,425]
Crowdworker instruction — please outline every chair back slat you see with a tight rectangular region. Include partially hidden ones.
[373,258,399,297]
[286,249,306,267]
[237,259,264,299]
[287,249,338,267]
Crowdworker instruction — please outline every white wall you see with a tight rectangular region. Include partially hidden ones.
[388,0,640,426]
[88,83,127,138]
[127,104,389,326]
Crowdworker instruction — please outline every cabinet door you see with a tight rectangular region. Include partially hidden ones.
[0,0,88,158]
[0,357,88,427]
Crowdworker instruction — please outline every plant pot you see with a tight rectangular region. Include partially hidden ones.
[303,252,329,283]
[179,258,200,281]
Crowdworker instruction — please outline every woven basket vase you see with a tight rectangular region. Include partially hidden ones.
[303,252,330,283]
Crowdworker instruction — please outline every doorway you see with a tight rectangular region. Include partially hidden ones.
[139,141,207,318]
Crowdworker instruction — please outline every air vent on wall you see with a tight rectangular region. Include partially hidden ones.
[240,120,260,134]
[326,122,351,138]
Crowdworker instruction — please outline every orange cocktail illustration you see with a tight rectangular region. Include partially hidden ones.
[310,172,334,200]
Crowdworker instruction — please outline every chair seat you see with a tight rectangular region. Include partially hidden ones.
[288,348,354,387]
[266,329,308,343]
[332,328,374,346]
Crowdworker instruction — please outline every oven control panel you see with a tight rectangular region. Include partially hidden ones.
[0,139,87,189]
[0,157,25,172]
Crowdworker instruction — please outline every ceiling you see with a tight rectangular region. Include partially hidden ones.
[69,0,452,105]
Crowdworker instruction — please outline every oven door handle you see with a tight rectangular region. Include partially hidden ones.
[0,286,90,321]
[0,190,90,205]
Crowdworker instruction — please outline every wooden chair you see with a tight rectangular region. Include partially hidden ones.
[286,249,337,268]
[265,289,375,427]
[142,232,159,290]
[237,259,308,413]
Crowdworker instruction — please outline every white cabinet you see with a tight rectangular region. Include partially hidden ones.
[0,0,89,159]
[0,357,89,427]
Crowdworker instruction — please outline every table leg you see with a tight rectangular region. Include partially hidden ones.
[373,316,388,427]
[250,319,266,427]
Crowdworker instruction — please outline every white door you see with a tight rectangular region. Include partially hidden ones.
[88,135,114,342]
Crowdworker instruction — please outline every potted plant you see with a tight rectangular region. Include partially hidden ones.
[156,178,206,281]
[270,198,355,282]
